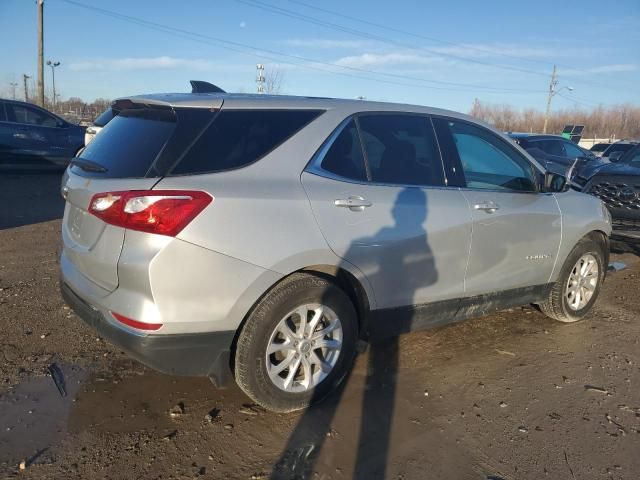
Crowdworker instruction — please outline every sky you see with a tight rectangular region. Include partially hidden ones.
[1,0,639,113]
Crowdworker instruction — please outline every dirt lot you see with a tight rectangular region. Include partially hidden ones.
[1,172,639,480]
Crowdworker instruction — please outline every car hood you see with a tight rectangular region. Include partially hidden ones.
[593,162,640,177]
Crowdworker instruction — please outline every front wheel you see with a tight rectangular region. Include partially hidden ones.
[234,273,358,412]
[539,236,605,322]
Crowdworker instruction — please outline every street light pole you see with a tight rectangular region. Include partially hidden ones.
[47,60,60,111]
[37,0,45,108]
[23,74,31,102]
[10,82,18,100]
[543,65,574,134]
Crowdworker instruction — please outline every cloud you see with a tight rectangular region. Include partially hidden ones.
[283,38,370,49]
[333,52,440,69]
[562,63,638,76]
[69,56,216,72]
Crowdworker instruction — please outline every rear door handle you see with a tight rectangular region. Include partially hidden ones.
[334,196,373,212]
[473,201,500,213]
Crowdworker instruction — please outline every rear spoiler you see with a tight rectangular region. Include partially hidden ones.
[190,80,226,94]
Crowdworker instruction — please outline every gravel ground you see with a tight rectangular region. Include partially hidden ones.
[1,173,639,479]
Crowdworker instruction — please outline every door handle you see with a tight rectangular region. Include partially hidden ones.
[473,201,500,213]
[334,196,372,212]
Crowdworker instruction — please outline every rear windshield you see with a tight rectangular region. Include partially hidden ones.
[170,109,323,175]
[74,108,176,178]
[72,107,323,179]
[93,108,115,127]
[590,143,609,152]
[605,143,635,155]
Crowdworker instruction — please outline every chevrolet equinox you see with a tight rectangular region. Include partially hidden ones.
[60,93,612,412]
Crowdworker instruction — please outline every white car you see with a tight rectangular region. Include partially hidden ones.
[84,108,115,146]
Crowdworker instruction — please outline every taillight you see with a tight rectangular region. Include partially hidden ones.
[111,311,162,331]
[88,190,212,237]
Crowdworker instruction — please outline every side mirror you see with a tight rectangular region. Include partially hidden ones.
[56,119,67,128]
[543,171,568,192]
[608,151,624,163]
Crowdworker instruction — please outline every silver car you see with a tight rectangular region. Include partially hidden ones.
[60,93,612,412]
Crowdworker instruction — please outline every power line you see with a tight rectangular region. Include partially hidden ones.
[556,92,601,109]
[56,0,544,95]
[285,0,615,79]
[235,0,625,91]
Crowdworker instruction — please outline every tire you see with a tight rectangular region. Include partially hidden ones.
[234,272,358,413]
[539,236,605,323]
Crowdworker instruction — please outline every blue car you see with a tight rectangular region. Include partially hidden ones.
[0,99,85,169]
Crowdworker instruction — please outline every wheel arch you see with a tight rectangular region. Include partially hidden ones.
[228,263,373,376]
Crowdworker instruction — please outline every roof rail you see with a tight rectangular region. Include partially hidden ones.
[190,80,226,94]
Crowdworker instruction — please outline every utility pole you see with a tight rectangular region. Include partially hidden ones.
[256,64,265,94]
[543,65,557,134]
[10,82,18,100]
[23,74,31,102]
[47,60,60,111]
[37,0,45,108]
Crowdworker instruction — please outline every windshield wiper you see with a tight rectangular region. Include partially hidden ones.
[70,157,108,173]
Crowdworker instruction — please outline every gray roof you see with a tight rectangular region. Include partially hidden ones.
[122,92,475,122]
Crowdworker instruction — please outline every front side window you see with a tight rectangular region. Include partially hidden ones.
[563,141,584,158]
[6,104,57,127]
[436,118,537,192]
[357,114,445,186]
[319,119,367,181]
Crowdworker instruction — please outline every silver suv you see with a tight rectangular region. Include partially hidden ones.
[60,93,611,412]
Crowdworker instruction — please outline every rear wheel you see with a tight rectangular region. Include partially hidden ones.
[234,273,358,412]
[539,237,605,322]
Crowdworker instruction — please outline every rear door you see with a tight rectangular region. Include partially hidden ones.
[433,117,561,295]
[303,113,471,310]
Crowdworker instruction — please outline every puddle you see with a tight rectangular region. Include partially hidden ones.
[0,363,86,466]
[67,368,245,435]
[608,262,627,272]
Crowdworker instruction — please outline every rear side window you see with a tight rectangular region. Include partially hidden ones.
[6,103,57,127]
[76,108,176,178]
[320,119,367,181]
[357,114,445,186]
[171,110,323,175]
[536,139,564,157]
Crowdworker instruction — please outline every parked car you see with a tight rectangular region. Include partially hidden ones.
[582,143,640,244]
[0,99,85,169]
[508,133,598,177]
[84,107,116,146]
[60,93,611,412]
[600,140,638,160]
[589,142,611,157]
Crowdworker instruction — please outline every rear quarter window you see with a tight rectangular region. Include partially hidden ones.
[170,109,323,175]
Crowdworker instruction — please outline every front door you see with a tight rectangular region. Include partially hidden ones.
[433,117,561,296]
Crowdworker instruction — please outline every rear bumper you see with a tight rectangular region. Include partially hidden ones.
[61,282,234,386]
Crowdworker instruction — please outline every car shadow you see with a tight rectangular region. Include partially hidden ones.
[271,187,437,479]
[0,171,65,230]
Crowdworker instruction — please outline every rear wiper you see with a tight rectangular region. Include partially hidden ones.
[70,157,108,173]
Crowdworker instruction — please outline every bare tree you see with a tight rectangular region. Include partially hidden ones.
[469,99,640,139]
[264,65,286,95]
